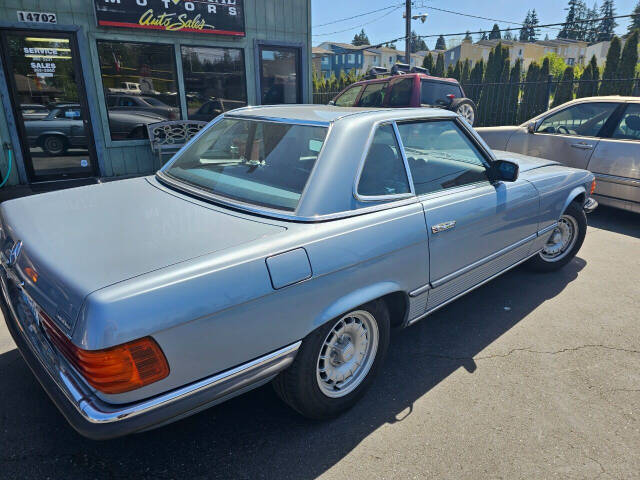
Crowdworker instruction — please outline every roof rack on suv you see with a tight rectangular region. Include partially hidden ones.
[365,63,431,80]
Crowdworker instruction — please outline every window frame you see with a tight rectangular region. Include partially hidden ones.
[533,101,622,139]
[95,39,181,143]
[395,117,495,200]
[354,121,416,202]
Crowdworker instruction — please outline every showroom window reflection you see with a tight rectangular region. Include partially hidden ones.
[181,46,247,122]
[97,41,181,141]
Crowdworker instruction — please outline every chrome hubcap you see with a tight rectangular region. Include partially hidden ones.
[457,104,474,124]
[541,215,578,261]
[316,310,379,398]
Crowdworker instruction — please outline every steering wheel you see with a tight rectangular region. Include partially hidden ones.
[556,125,571,135]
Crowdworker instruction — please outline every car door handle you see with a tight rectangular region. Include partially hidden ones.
[431,221,456,234]
[571,143,593,150]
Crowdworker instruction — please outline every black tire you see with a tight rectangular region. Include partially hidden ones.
[526,201,587,272]
[273,299,390,419]
[41,135,68,156]
[450,98,476,126]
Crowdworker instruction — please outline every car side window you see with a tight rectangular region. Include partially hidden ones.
[421,81,463,106]
[388,78,413,107]
[611,104,640,141]
[537,102,618,137]
[397,120,489,196]
[358,124,411,197]
[334,85,362,107]
[357,82,388,107]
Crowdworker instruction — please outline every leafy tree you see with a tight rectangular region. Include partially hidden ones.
[422,52,434,72]
[433,53,445,76]
[435,35,446,51]
[352,29,370,46]
[464,30,473,41]
[542,52,569,77]
[489,24,502,40]
[618,30,639,95]
[597,0,617,42]
[629,1,640,33]
[552,67,575,107]
[410,31,428,53]
[600,35,621,94]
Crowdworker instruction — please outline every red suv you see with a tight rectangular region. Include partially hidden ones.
[330,72,477,125]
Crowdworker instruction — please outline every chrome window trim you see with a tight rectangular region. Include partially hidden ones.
[532,101,621,139]
[223,114,331,127]
[353,120,416,202]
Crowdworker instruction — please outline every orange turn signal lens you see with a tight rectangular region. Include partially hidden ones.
[24,267,39,283]
[590,179,596,195]
[40,311,169,394]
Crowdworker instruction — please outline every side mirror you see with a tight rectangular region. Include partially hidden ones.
[328,100,335,106]
[491,160,519,182]
[527,121,537,134]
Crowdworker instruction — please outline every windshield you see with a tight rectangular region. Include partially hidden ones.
[164,118,328,211]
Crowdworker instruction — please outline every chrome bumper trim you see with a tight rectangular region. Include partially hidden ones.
[583,197,598,213]
[0,265,300,438]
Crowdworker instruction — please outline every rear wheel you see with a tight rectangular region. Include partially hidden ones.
[451,98,476,126]
[273,300,390,419]
[526,202,587,272]
[41,135,67,156]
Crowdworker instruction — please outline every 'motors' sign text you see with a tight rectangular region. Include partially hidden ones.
[94,0,244,36]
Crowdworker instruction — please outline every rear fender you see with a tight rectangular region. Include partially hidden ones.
[313,281,404,329]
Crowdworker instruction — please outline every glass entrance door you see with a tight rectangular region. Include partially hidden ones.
[258,45,302,105]
[0,31,97,181]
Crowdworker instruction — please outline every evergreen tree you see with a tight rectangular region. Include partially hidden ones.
[504,30,514,41]
[559,0,581,39]
[433,53,445,76]
[600,35,621,95]
[597,0,617,42]
[352,29,370,46]
[507,59,522,125]
[589,54,600,97]
[519,61,540,122]
[479,43,509,125]
[461,59,471,84]
[528,10,540,42]
[452,60,462,80]
[576,62,594,97]
[480,31,488,41]
[446,64,455,78]
[410,31,428,53]
[435,35,446,51]
[464,31,473,41]
[575,1,589,40]
[489,24,502,40]
[618,30,639,95]
[585,3,600,43]
[467,59,485,104]
[552,67,575,107]
[519,11,532,42]
[537,57,552,112]
[629,1,640,33]
[422,52,434,72]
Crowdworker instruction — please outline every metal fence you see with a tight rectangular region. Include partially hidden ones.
[312,77,640,127]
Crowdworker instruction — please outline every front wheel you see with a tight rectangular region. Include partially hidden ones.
[526,202,587,272]
[273,300,390,419]
[41,135,68,156]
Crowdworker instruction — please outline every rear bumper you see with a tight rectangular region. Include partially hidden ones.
[0,266,300,440]
[583,197,598,213]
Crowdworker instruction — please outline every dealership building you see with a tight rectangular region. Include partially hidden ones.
[0,0,311,188]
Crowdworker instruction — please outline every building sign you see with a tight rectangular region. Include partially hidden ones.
[17,11,58,24]
[93,0,244,36]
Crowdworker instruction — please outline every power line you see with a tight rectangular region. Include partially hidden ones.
[312,4,402,28]
[312,7,403,37]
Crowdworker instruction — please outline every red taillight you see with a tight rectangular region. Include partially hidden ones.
[590,179,596,194]
[39,311,169,394]
[446,93,456,100]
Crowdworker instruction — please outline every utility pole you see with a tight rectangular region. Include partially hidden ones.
[405,0,411,65]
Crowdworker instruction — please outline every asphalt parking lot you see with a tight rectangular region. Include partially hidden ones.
[0,205,638,480]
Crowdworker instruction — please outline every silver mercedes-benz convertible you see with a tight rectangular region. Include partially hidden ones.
[1,105,597,439]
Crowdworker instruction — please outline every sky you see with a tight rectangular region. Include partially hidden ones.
[311,0,640,49]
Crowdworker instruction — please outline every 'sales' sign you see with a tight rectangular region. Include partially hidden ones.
[94,0,244,36]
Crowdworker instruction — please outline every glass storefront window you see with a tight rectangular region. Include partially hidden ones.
[181,46,247,122]
[259,46,301,105]
[97,41,180,141]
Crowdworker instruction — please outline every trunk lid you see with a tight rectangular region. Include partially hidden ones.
[0,177,285,334]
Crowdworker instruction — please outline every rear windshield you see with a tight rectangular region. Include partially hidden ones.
[165,118,328,211]
[421,81,463,106]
